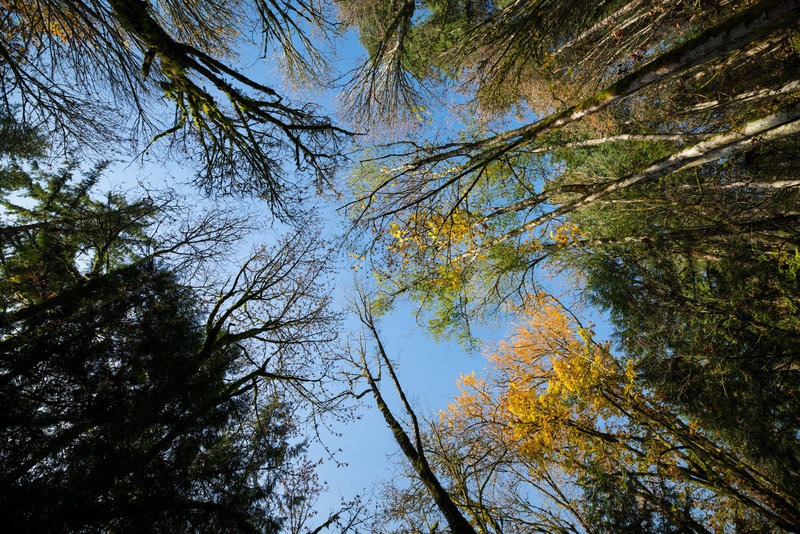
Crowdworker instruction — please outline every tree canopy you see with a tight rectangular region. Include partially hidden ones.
[1,0,349,219]
[344,0,800,340]
[340,1,800,532]
[355,297,799,532]
[0,116,341,532]
[3,0,800,532]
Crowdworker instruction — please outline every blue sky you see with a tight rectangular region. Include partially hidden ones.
[89,12,616,527]
[88,19,501,520]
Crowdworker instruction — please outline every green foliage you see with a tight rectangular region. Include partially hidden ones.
[0,161,155,304]
[583,240,800,485]
[1,264,301,532]
[580,468,686,534]
[0,112,45,159]
[0,122,315,533]
[566,129,800,492]
[344,0,493,81]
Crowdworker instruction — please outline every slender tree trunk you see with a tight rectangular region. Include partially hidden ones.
[674,179,800,191]
[554,0,648,57]
[525,133,710,154]
[566,214,800,250]
[402,0,799,186]
[468,101,800,257]
[680,79,800,115]
[364,367,479,534]
[356,304,479,534]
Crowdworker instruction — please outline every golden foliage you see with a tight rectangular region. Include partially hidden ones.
[442,297,789,526]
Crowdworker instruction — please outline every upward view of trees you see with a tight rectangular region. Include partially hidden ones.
[2,0,799,532]
[0,114,340,531]
[341,0,800,532]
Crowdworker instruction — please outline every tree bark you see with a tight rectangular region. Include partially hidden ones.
[356,303,479,534]
[467,101,800,258]
[397,0,800,198]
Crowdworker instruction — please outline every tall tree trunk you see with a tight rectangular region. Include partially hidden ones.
[468,101,800,257]
[404,0,799,187]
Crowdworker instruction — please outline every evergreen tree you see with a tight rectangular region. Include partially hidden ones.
[0,117,323,533]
